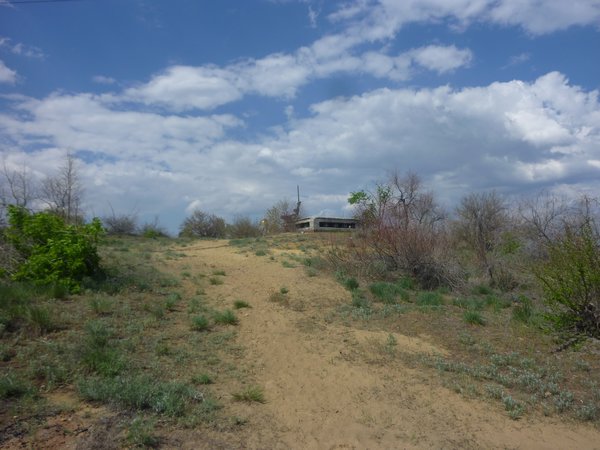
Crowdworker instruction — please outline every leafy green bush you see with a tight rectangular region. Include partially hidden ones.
[4,206,103,292]
[536,220,600,338]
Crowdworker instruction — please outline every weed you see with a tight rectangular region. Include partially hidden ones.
[127,416,159,448]
[512,295,534,324]
[369,282,408,304]
[233,300,250,309]
[0,374,31,399]
[351,290,371,310]
[209,277,224,286]
[453,297,484,310]
[306,267,318,277]
[89,296,113,315]
[397,277,415,290]
[165,292,181,311]
[192,374,214,385]
[281,260,296,268]
[554,390,574,413]
[280,287,289,294]
[464,310,486,326]
[576,403,598,421]
[385,334,398,354]
[213,310,238,325]
[81,321,125,377]
[472,284,493,295]
[212,270,226,276]
[28,305,56,334]
[485,384,504,400]
[502,394,525,420]
[255,250,267,256]
[416,291,443,307]
[574,358,591,372]
[191,315,210,331]
[232,386,265,403]
[155,342,171,356]
[343,277,359,291]
[269,291,287,303]
[78,375,199,416]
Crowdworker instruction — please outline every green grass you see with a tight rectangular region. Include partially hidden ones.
[191,373,214,385]
[232,386,265,403]
[209,277,224,285]
[89,296,114,315]
[127,416,159,448]
[233,300,250,309]
[368,282,409,304]
[463,309,486,325]
[77,375,199,417]
[191,315,210,331]
[213,310,238,325]
[0,374,32,399]
[416,291,444,307]
[343,277,359,291]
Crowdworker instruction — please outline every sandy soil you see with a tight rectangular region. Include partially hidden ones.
[3,238,600,449]
[169,240,600,450]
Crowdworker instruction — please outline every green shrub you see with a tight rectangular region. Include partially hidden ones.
[191,315,210,331]
[536,220,600,338]
[4,206,103,292]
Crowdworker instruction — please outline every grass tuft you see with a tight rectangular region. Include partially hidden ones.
[213,309,238,325]
[232,386,265,403]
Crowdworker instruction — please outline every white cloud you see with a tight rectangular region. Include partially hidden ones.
[0,36,45,59]
[337,0,600,37]
[120,43,472,111]
[0,59,16,84]
[1,71,599,232]
[410,45,473,73]
[92,75,117,85]
[124,65,242,111]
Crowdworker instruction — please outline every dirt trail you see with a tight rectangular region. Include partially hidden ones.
[180,241,600,450]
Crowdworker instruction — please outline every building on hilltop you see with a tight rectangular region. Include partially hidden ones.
[295,216,358,232]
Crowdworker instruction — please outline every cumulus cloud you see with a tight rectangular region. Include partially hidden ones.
[121,44,472,111]
[329,0,600,36]
[1,71,598,232]
[0,59,16,84]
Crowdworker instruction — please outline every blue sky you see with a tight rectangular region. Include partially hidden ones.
[1,0,600,233]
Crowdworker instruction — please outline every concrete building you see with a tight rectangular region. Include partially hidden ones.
[295,216,358,232]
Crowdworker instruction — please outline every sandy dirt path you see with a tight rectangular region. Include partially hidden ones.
[179,240,600,450]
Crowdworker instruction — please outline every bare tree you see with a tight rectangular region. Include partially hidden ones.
[348,171,456,288]
[1,158,38,227]
[518,190,571,243]
[41,152,83,224]
[179,210,226,238]
[455,191,507,281]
